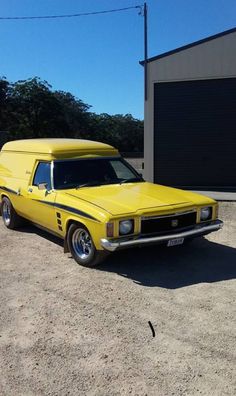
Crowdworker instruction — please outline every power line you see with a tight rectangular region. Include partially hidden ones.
[0,5,143,21]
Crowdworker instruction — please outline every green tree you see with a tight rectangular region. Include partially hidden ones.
[0,76,143,152]
[87,113,143,152]
[0,77,11,131]
[8,77,66,139]
[54,90,91,138]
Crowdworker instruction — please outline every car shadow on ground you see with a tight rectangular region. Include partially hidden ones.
[98,238,236,289]
[16,225,236,289]
[15,224,64,248]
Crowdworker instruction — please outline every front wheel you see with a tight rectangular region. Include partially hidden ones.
[67,223,107,267]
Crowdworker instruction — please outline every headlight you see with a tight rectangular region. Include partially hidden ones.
[119,219,134,235]
[200,207,212,221]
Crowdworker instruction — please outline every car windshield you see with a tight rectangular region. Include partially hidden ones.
[53,157,143,190]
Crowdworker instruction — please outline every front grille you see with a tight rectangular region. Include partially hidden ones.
[141,211,197,235]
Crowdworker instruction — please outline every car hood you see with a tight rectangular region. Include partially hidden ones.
[64,182,212,216]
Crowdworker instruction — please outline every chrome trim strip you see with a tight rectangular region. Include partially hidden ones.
[51,161,54,190]
[141,209,196,220]
[101,220,223,252]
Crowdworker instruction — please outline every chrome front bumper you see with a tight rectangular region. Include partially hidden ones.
[101,220,223,252]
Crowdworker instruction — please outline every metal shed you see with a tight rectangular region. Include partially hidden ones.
[142,27,236,189]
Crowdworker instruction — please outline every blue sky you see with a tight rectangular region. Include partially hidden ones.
[0,0,235,119]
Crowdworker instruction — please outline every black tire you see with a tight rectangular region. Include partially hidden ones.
[67,223,108,267]
[1,197,23,229]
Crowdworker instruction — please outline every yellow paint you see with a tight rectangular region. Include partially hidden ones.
[0,138,218,251]
[2,138,118,158]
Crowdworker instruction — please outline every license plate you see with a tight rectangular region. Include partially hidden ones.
[167,238,184,247]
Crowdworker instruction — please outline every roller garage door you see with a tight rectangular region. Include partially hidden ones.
[154,78,236,189]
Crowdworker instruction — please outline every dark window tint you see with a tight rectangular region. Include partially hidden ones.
[53,158,141,189]
[33,162,51,189]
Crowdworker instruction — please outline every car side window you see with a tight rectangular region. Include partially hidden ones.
[33,162,52,189]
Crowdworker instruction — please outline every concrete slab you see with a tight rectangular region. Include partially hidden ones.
[192,191,236,202]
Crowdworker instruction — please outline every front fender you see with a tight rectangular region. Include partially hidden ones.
[64,215,106,251]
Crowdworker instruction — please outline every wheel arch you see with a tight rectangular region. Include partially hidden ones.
[0,192,10,200]
[64,218,89,253]
[0,193,10,215]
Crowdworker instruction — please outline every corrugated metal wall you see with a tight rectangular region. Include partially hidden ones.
[154,78,236,188]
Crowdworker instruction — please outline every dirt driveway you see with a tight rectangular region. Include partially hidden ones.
[0,203,236,396]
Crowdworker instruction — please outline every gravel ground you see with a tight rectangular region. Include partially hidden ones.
[0,203,236,396]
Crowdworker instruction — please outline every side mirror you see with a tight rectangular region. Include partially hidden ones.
[38,182,48,190]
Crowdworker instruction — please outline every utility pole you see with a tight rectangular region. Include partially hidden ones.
[144,2,148,101]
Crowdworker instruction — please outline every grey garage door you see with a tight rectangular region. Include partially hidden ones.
[154,78,236,189]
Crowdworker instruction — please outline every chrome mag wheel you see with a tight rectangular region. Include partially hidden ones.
[2,200,11,226]
[71,228,93,261]
[68,223,108,267]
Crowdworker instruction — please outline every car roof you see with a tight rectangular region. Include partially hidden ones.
[1,138,118,156]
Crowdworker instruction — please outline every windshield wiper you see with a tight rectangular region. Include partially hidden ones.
[119,177,144,184]
[76,180,112,189]
[76,177,144,188]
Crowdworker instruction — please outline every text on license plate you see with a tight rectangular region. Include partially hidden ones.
[167,238,184,247]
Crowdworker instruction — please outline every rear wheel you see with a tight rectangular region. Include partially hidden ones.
[1,197,23,229]
[67,223,107,267]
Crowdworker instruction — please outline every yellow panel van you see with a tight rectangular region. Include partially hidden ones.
[0,139,223,267]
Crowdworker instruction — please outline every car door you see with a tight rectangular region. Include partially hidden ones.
[26,161,58,232]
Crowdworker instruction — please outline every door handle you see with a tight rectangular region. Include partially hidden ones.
[28,188,33,193]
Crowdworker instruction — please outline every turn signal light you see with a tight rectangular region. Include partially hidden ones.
[106,222,114,237]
